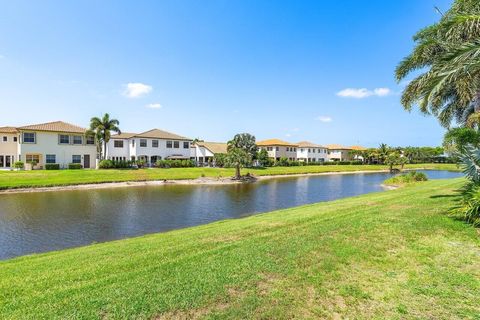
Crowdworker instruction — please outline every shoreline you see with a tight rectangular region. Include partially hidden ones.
[0,168,435,195]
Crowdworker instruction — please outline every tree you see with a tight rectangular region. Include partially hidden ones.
[227,133,257,179]
[257,149,270,167]
[385,153,407,173]
[396,0,480,128]
[378,143,390,164]
[443,127,480,154]
[89,113,121,160]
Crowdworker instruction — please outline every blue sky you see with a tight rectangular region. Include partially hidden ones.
[0,0,452,147]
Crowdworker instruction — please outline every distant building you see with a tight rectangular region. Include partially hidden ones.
[296,141,328,163]
[0,121,96,169]
[257,139,298,161]
[106,129,192,165]
[191,141,228,165]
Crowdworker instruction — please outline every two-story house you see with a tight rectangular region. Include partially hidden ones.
[0,127,20,169]
[257,139,298,161]
[326,144,353,161]
[17,121,97,169]
[296,141,328,163]
[191,141,228,165]
[106,128,192,165]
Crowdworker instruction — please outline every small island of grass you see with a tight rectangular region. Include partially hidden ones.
[384,171,428,187]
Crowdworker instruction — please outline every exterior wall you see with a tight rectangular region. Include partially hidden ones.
[297,147,328,162]
[106,139,130,160]
[328,149,352,161]
[192,145,214,164]
[19,131,96,169]
[0,133,19,168]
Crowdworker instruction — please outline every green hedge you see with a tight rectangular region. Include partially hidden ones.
[45,163,60,170]
[99,160,133,169]
[13,161,24,169]
[68,163,83,170]
[156,159,195,168]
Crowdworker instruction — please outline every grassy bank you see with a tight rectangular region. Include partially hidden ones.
[1,178,479,319]
[0,163,458,190]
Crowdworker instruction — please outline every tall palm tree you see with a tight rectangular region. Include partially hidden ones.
[89,113,121,160]
[378,143,390,164]
[396,0,480,127]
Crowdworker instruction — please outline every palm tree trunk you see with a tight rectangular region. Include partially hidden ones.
[235,164,241,179]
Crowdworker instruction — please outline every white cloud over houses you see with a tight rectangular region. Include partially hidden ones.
[123,82,152,98]
[316,116,332,123]
[336,87,391,98]
[146,103,162,109]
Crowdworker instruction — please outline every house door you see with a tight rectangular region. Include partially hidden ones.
[84,155,90,169]
[5,156,11,167]
[0,156,4,167]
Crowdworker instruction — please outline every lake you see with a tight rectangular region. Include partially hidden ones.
[0,170,462,259]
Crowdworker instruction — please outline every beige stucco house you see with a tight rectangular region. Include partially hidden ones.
[257,139,298,161]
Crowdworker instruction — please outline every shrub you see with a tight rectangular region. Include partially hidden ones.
[68,163,83,169]
[45,163,60,170]
[452,182,480,227]
[13,161,24,169]
[383,171,428,185]
[156,159,195,168]
[99,159,114,169]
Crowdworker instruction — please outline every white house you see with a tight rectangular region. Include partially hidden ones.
[0,127,20,169]
[296,141,328,163]
[191,141,228,165]
[17,121,97,169]
[106,128,192,165]
[257,139,298,161]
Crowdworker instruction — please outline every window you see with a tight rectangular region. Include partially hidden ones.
[307,148,310,153]
[59,134,70,144]
[174,141,179,148]
[166,141,172,148]
[267,147,273,151]
[26,154,40,163]
[72,135,83,145]
[72,155,81,164]
[132,140,135,147]
[86,136,95,145]
[13,136,18,142]
[183,141,189,149]
[276,147,279,151]
[152,140,159,148]
[313,149,316,153]
[287,147,290,152]
[140,139,147,147]
[114,140,124,148]
[46,154,56,164]
[23,132,35,143]
[2,136,6,142]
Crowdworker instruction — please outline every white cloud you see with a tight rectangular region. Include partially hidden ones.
[285,133,292,137]
[123,82,152,98]
[373,88,391,96]
[316,116,332,123]
[146,103,162,109]
[336,87,391,98]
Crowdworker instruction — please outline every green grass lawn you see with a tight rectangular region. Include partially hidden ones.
[1,178,479,319]
[0,163,459,190]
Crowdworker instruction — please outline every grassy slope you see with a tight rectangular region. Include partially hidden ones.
[0,163,458,190]
[0,178,479,319]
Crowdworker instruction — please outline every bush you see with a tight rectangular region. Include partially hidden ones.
[13,161,24,169]
[156,159,195,168]
[68,163,83,169]
[45,163,60,170]
[453,182,480,227]
[383,171,428,185]
[99,159,133,169]
[99,159,113,169]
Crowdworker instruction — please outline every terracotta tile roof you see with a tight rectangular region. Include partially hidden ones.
[256,139,298,147]
[326,144,351,150]
[135,128,190,140]
[18,121,87,134]
[0,126,19,134]
[111,132,137,139]
[349,145,367,151]
[196,141,228,154]
[297,141,327,148]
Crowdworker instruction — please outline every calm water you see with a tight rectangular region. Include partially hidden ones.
[0,170,462,260]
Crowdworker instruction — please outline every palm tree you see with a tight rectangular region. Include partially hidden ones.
[396,0,480,128]
[89,113,121,160]
[378,143,390,164]
[227,133,257,179]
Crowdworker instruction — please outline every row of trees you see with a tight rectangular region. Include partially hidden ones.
[349,144,445,165]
